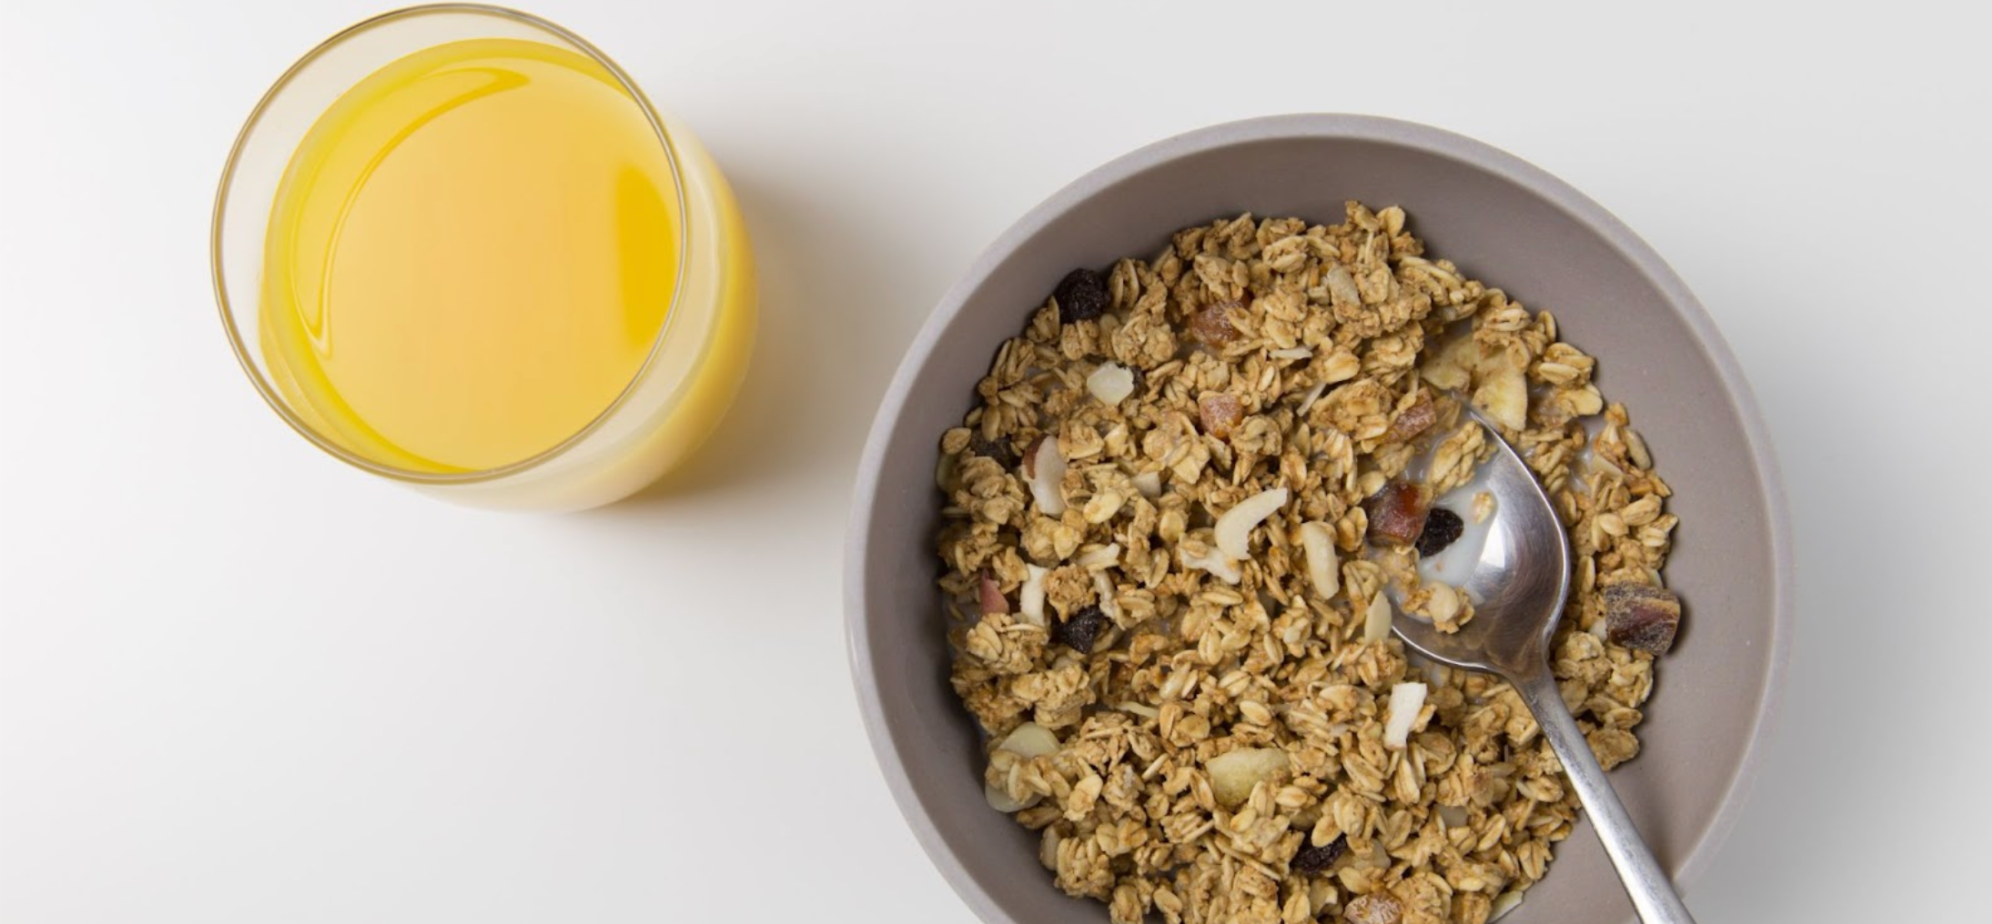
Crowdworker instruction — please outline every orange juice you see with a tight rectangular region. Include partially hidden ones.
[227,17,756,509]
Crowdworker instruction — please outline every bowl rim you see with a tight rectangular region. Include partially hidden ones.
[844,113,1792,923]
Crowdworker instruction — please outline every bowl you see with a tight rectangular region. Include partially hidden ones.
[846,115,1790,923]
[212,4,756,511]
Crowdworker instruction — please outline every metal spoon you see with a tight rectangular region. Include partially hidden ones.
[1393,402,1695,924]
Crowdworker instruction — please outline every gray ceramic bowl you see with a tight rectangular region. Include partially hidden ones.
[847,114,1790,924]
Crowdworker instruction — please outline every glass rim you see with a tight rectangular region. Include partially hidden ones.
[209,2,695,485]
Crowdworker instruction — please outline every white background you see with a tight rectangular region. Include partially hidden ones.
[2,1,1987,921]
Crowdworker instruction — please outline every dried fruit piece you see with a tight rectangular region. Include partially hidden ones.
[1206,747,1289,808]
[1345,892,1403,924]
[970,433,1017,469]
[1198,392,1243,439]
[978,570,1009,615]
[1053,268,1109,323]
[1189,300,1243,345]
[1386,392,1437,443]
[1053,604,1106,653]
[1362,481,1431,547]
[1602,583,1682,655]
[1415,507,1465,557]
[1214,487,1288,560]
[1290,834,1347,874]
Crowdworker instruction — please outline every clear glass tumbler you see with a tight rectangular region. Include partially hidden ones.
[212,4,756,511]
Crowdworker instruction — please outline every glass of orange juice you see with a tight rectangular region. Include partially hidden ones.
[212,4,755,511]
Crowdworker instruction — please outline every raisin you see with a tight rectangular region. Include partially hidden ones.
[1362,481,1431,547]
[1602,583,1682,655]
[970,434,1018,469]
[1290,834,1347,874]
[1415,507,1465,557]
[1053,268,1109,323]
[1053,604,1106,653]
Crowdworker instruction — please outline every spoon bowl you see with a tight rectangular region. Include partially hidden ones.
[1394,402,1575,678]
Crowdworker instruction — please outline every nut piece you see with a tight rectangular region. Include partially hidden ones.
[1206,747,1289,808]
[1086,362,1136,405]
[978,570,1009,615]
[1345,892,1403,924]
[1602,583,1682,655]
[1198,392,1244,439]
[1053,268,1109,322]
[1362,481,1432,547]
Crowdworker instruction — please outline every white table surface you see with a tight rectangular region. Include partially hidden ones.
[3,1,1986,921]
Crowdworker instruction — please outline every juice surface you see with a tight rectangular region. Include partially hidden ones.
[259,38,680,474]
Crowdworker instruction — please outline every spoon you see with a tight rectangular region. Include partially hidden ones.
[1392,402,1696,924]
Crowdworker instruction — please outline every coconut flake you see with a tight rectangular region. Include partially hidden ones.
[1019,565,1048,627]
[1383,681,1427,749]
[1180,545,1241,585]
[1299,522,1339,598]
[1489,892,1524,922]
[1074,543,1122,570]
[1085,362,1136,405]
[1269,347,1314,361]
[1363,591,1394,643]
[1131,470,1163,499]
[1215,487,1288,560]
[1025,437,1067,515]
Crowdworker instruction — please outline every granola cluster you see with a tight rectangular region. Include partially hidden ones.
[934,204,1681,924]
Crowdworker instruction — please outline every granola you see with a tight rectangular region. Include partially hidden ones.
[934,204,1682,924]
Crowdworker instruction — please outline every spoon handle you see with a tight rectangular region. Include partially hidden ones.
[1514,670,1697,924]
